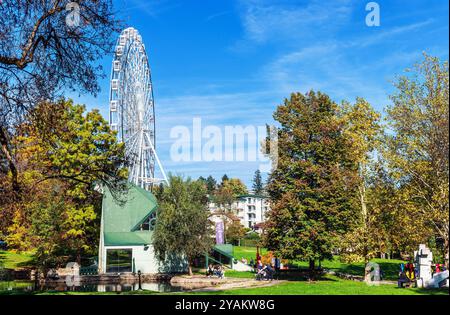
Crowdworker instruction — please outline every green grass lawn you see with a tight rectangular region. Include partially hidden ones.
[224,270,255,279]
[1,247,447,296]
[0,280,34,293]
[192,275,449,295]
[0,250,35,269]
[292,256,404,280]
[232,246,403,280]
[233,246,267,263]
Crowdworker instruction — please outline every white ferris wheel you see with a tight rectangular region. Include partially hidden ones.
[109,27,168,190]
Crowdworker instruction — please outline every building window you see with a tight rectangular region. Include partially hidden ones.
[106,249,132,273]
[140,212,157,231]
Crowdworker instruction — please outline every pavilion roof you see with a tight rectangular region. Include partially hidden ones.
[102,183,157,246]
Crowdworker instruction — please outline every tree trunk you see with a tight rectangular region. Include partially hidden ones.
[364,264,372,283]
[444,237,449,269]
[188,263,193,276]
[308,259,315,280]
[363,250,370,279]
[358,168,370,264]
[76,251,81,266]
[0,127,20,193]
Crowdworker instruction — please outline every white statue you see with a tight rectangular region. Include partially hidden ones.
[414,244,449,288]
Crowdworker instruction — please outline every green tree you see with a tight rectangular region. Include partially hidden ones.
[206,175,217,194]
[221,174,229,186]
[154,183,165,201]
[213,185,235,211]
[224,178,248,197]
[28,193,68,273]
[1,99,127,269]
[153,175,214,275]
[0,1,120,194]
[252,169,264,195]
[225,220,247,246]
[368,162,431,258]
[339,98,382,268]
[384,54,449,266]
[213,178,248,212]
[15,99,127,193]
[264,91,357,277]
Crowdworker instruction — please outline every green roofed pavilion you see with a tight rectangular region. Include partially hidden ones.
[102,183,157,246]
[98,183,162,274]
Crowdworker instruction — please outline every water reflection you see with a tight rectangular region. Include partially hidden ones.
[0,280,184,293]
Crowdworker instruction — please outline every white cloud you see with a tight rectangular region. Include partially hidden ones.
[205,10,231,22]
[122,0,181,18]
[351,19,434,48]
[255,15,438,110]
[234,0,354,46]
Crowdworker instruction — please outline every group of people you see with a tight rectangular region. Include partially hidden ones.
[206,264,225,279]
[399,262,447,281]
[398,261,448,287]
[250,254,281,281]
[255,264,275,281]
[433,263,447,275]
[206,248,282,281]
[400,262,417,281]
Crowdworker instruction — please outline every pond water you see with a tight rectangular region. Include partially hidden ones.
[0,280,185,293]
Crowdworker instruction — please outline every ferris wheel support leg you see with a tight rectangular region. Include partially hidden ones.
[145,133,169,186]
[137,131,143,187]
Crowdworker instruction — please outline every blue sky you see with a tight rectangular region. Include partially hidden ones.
[71,0,449,187]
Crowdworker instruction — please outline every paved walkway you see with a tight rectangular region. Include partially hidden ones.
[326,270,397,285]
[193,279,284,292]
[170,275,283,292]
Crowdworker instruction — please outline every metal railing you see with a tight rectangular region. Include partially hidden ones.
[79,266,98,275]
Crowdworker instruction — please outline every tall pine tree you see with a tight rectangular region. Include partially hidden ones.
[205,175,217,194]
[252,169,264,195]
[221,174,229,186]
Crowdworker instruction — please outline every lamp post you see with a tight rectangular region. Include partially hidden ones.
[138,270,142,290]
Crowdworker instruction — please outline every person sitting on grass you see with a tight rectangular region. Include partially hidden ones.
[255,267,264,281]
[206,264,214,278]
[257,258,263,271]
[214,265,225,279]
[264,264,274,281]
[255,264,273,281]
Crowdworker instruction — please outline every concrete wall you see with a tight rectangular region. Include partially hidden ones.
[133,245,160,274]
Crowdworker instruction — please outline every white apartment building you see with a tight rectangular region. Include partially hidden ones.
[209,194,270,231]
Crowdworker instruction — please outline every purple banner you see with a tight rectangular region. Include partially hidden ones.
[215,221,224,244]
